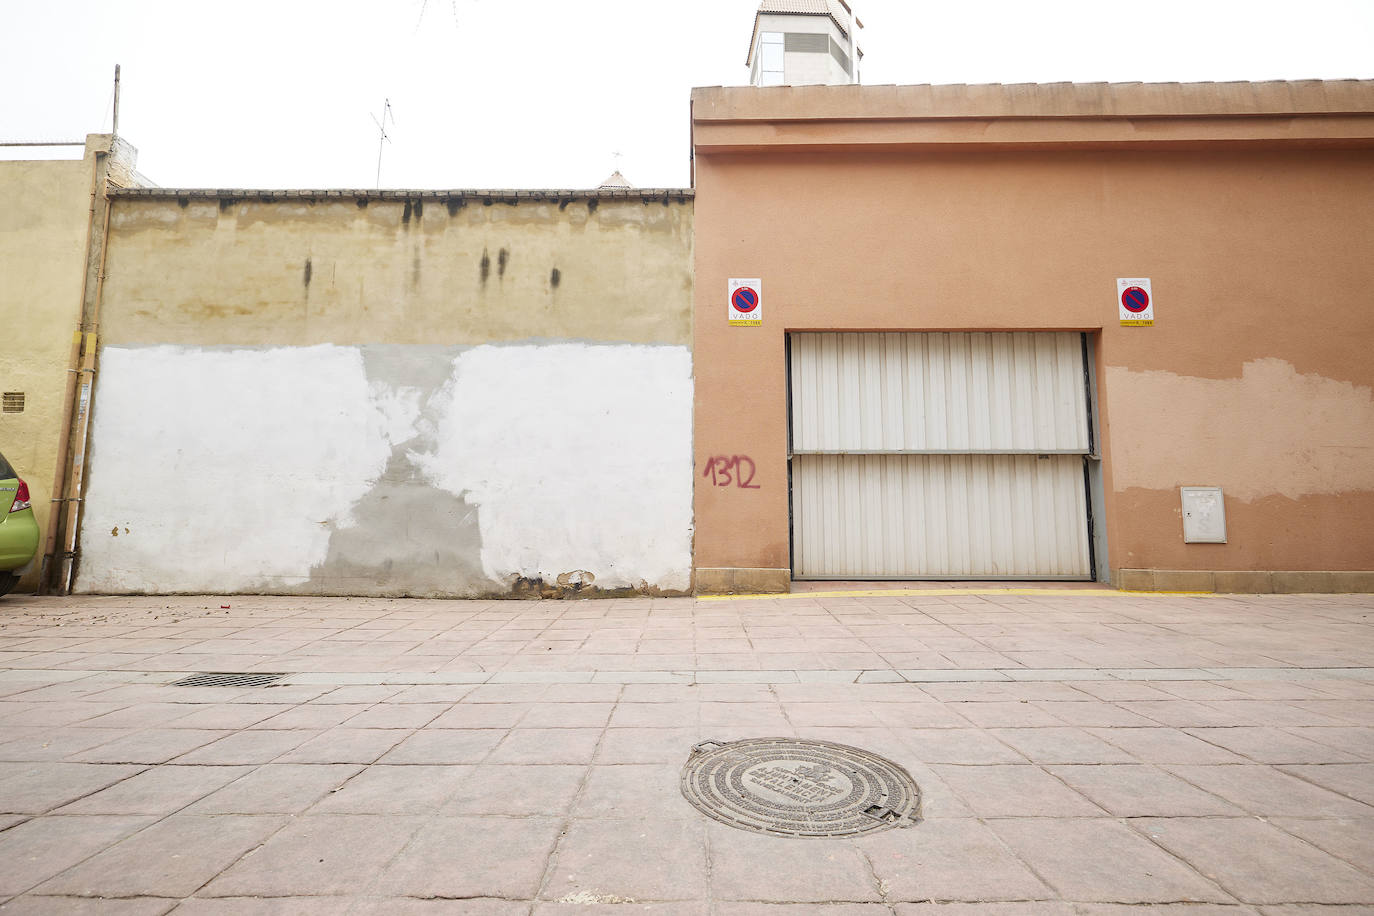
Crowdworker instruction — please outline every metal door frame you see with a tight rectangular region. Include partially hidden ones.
[784,330,1106,582]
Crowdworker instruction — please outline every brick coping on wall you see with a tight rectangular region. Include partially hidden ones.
[109,187,695,203]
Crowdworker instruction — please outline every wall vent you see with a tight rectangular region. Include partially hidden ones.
[2,393,23,414]
[785,32,830,53]
[829,37,851,73]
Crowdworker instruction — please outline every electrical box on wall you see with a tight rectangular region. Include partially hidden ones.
[1180,487,1226,543]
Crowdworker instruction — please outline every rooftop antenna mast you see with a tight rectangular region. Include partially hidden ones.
[371,99,395,188]
[112,64,121,138]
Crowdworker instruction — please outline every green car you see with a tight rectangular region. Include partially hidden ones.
[0,449,40,597]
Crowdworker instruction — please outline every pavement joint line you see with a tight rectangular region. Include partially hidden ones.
[1,666,1370,687]
[697,587,1220,601]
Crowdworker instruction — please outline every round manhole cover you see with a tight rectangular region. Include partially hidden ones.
[680,737,921,838]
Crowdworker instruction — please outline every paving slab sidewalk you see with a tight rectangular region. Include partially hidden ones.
[0,589,1370,913]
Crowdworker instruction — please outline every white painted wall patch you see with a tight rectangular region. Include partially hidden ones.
[77,345,393,593]
[77,342,695,596]
[414,343,694,593]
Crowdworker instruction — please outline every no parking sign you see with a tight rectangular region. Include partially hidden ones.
[729,278,762,327]
[1117,278,1154,326]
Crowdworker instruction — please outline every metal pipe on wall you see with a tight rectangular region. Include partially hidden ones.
[38,144,107,595]
[37,330,83,594]
[57,189,115,595]
[57,331,99,594]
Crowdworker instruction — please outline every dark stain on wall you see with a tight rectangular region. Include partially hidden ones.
[177,196,189,208]
[413,199,424,220]
[402,201,413,225]
[218,198,239,212]
[446,197,465,216]
[587,198,599,213]
[479,250,491,284]
[303,258,312,288]
[497,248,509,278]
[356,197,369,209]
[550,267,561,289]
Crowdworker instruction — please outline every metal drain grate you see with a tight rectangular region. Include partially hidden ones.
[681,737,921,838]
[171,672,288,688]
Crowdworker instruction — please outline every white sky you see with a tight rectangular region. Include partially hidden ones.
[4,0,1372,189]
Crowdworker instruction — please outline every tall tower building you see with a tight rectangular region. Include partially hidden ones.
[746,0,862,87]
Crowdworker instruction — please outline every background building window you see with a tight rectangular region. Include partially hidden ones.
[759,32,784,86]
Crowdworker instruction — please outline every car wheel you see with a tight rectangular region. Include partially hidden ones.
[0,575,18,598]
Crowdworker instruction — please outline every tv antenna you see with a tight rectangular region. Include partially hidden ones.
[415,0,463,31]
[371,99,395,188]
[112,65,122,138]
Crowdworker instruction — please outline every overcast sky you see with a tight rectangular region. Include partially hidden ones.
[5,0,1372,189]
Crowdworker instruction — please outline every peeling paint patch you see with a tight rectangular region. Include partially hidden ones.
[308,344,493,595]
[1105,358,1374,501]
[557,569,595,588]
[309,452,489,595]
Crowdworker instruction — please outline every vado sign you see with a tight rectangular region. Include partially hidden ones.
[1117,278,1154,326]
[729,278,762,327]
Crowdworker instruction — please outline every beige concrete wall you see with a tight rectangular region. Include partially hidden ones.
[75,191,696,598]
[691,83,1374,585]
[100,193,692,348]
[0,144,99,590]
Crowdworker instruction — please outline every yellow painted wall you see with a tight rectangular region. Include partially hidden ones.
[0,143,100,590]
[100,193,693,348]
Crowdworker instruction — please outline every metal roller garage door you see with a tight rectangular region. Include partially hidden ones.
[789,332,1093,579]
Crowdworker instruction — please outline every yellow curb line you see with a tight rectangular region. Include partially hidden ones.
[698,587,1216,602]
[1118,590,1218,596]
